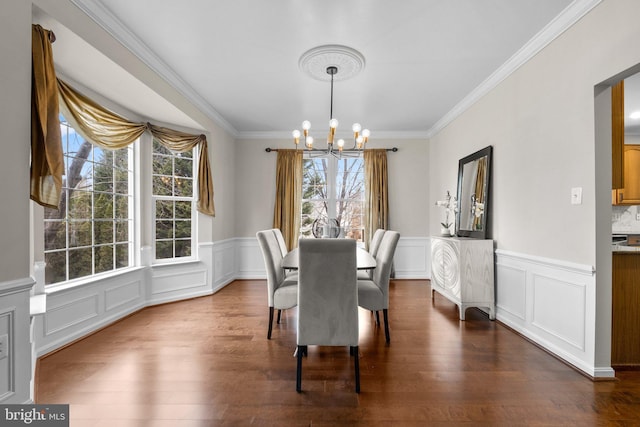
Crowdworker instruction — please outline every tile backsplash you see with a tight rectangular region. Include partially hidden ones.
[612,205,640,233]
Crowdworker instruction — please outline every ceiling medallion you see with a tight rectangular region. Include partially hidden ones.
[298,45,366,82]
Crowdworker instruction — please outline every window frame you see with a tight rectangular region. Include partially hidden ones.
[42,115,136,286]
[151,139,197,264]
[300,154,365,242]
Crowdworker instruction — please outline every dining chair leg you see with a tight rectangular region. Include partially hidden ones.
[268,307,274,339]
[296,345,304,392]
[352,345,360,393]
[277,309,282,324]
[375,310,380,325]
[383,309,390,343]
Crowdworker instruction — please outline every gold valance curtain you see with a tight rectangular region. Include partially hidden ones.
[31,24,64,209]
[30,24,215,215]
[57,79,146,149]
[273,150,303,250]
[364,149,389,248]
[56,79,215,216]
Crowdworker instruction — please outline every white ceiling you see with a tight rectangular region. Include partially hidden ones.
[35,0,604,139]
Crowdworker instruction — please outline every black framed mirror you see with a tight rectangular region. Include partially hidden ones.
[456,145,492,239]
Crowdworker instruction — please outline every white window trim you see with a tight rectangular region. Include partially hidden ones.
[151,143,198,265]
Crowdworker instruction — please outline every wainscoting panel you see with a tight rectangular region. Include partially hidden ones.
[0,309,14,401]
[149,262,209,306]
[531,273,586,351]
[104,280,143,313]
[495,264,527,321]
[236,237,269,279]
[494,249,608,378]
[36,269,146,357]
[211,239,235,291]
[45,294,99,336]
[0,277,37,404]
[394,237,429,279]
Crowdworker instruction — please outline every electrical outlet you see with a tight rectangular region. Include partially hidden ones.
[636,213,640,221]
[0,334,8,360]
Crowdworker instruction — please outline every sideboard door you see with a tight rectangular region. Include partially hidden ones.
[430,236,495,320]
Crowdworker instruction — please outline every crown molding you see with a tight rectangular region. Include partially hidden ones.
[71,0,600,142]
[70,0,239,137]
[236,130,430,141]
[425,0,602,139]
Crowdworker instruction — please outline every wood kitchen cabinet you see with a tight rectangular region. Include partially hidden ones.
[612,81,624,189]
[613,145,640,205]
[612,252,640,368]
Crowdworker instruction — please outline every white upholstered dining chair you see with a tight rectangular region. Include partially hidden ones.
[358,228,386,280]
[296,238,360,393]
[357,230,400,343]
[273,227,289,257]
[256,229,298,339]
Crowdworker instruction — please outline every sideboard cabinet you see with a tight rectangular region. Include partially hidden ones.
[430,236,495,320]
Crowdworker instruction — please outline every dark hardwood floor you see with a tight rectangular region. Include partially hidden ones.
[36,280,640,426]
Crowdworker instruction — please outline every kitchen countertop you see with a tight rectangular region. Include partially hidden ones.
[612,234,640,252]
[612,244,640,252]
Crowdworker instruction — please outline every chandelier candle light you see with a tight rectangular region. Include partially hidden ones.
[292,64,370,158]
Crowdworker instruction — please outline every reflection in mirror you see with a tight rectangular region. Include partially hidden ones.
[456,146,492,239]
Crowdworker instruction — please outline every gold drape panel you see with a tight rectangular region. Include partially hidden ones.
[472,157,487,230]
[273,150,302,250]
[31,24,64,209]
[56,79,215,216]
[364,149,389,248]
[148,123,214,216]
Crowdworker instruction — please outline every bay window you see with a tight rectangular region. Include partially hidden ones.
[43,115,134,285]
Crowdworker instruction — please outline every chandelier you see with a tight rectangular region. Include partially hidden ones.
[292,46,370,158]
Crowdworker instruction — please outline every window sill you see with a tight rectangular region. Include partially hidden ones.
[44,258,204,294]
[45,266,145,295]
[152,258,201,268]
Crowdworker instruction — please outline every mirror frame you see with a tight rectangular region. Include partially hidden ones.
[455,145,493,239]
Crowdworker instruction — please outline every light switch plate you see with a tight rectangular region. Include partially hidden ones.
[571,187,583,205]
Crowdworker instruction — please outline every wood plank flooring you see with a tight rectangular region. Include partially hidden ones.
[36,280,640,426]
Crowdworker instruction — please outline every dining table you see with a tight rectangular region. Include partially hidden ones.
[282,246,376,270]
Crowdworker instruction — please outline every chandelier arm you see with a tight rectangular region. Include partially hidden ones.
[292,60,371,154]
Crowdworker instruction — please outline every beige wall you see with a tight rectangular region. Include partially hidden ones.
[0,0,31,283]
[430,0,640,266]
[428,0,640,370]
[234,138,429,239]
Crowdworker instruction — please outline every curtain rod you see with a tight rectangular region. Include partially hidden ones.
[265,147,398,153]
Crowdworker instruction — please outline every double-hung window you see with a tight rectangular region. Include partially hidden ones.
[43,115,134,285]
[152,138,195,261]
[301,155,364,242]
